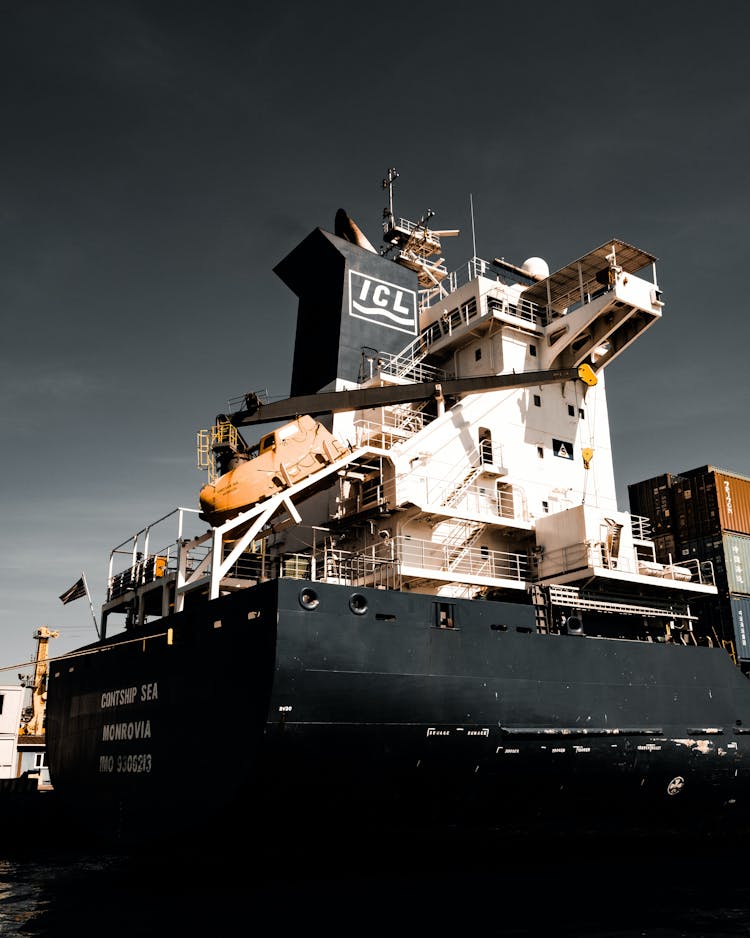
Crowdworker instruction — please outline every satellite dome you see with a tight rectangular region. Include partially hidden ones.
[522,257,549,279]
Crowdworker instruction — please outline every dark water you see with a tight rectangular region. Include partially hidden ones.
[1,833,750,937]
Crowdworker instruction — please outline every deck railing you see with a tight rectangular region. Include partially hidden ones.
[277,537,530,588]
[535,542,716,587]
[106,507,204,600]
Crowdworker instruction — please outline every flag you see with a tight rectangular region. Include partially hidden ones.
[59,576,87,605]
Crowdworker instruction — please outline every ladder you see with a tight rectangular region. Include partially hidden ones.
[530,584,551,633]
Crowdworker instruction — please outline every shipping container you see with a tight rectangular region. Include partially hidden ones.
[652,533,677,565]
[668,466,750,539]
[723,532,750,596]
[673,474,718,540]
[677,535,726,590]
[711,469,750,536]
[627,474,680,536]
[629,466,750,579]
[729,594,750,661]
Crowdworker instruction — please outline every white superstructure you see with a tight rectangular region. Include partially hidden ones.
[99,177,717,644]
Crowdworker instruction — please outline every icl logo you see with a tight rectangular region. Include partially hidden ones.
[348,270,417,335]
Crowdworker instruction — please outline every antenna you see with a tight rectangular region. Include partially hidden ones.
[382,167,398,230]
[470,193,477,260]
[380,170,459,289]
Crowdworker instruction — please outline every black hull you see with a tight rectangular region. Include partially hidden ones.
[46,579,750,846]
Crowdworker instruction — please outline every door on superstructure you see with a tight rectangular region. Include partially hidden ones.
[479,427,493,465]
[497,482,515,519]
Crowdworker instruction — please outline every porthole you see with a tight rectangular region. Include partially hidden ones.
[349,593,368,615]
[299,588,319,610]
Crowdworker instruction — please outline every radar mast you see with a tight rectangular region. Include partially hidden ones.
[381,168,459,296]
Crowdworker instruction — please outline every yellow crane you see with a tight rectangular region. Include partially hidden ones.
[19,627,58,736]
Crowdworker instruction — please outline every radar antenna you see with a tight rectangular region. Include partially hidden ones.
[379,168,460,296]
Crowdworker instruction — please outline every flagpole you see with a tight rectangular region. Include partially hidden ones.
[81,571,100,639]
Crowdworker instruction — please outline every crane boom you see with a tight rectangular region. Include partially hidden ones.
[229,364,597,428]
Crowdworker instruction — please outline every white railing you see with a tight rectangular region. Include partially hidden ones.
[280,535,529,588]
[352,404,437,449]
[419,256,547,313]
[375,335,449,382]
[392,535,528,583]
[106,507,205,600]
[446,478,521,519]
[405,453,526,523]
[630,513,653,540]
[535,542,716,587]
[486,295,546,328]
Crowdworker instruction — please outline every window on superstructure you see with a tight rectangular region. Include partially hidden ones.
[537,446,544,458]
[567,405,575,417]
[0,694,4,715]
[435,603,456,629]
[475,347,482,361]
[462,298,477,321]
[530,344,537,357]
[533,395,541,407]
[542,500,549,513]
[579,408,585,419]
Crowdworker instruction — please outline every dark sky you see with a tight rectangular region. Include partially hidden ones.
[1,0,749,670]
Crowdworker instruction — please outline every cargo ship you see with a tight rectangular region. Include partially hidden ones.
[46,171,750,847]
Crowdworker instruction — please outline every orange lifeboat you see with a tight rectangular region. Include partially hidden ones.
[199,414,349,525]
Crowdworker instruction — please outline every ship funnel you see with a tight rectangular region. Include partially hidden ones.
[334,209,377,253]
[274,222,419,397]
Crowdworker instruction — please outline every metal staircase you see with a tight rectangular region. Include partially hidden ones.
[442,520,487,571]
[442,466,484,509]
[380,331,448,382]
[603,519,623,565]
